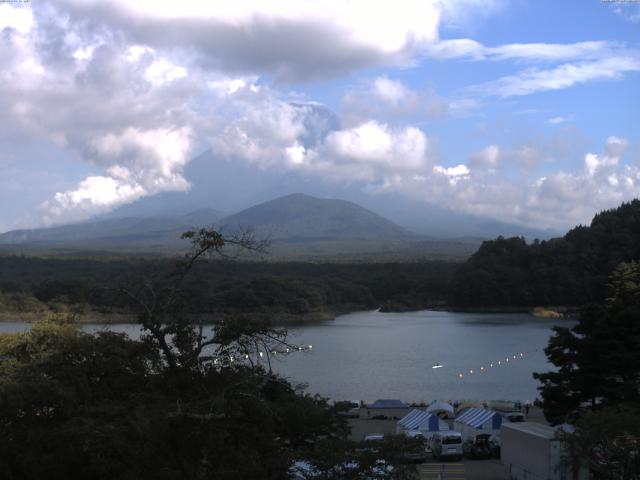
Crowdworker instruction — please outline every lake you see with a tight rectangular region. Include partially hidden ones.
[0,310,568,403]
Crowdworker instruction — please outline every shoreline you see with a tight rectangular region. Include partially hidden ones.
[0,304,579,325]
[0,309,337,325]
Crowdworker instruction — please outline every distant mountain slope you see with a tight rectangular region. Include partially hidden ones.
[450,199,640,307]
[0,193,483,258]
[103,149,556,241]
[0,194,420,255]
[218,193,410,240]
[215,193,424,256]
[0,209,223,248]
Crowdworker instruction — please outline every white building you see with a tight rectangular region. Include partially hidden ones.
[501,422,588,480]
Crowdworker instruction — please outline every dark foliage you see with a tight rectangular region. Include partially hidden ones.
[0,229,420,480]
[534,261,640,425]
[560,404,640,480]
[0,256,458,320]
[450,200,640,307]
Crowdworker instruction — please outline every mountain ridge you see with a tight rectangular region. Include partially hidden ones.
[0,193,480,258]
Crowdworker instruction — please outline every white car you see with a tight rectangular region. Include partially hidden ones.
[430,431,463,461]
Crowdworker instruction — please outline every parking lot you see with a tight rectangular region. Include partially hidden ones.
[418,458,506,480]
[348,418,508,479]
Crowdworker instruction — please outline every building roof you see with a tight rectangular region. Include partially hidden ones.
[369,399,409,409]
[502,422,561,439]
[455,408,504,429]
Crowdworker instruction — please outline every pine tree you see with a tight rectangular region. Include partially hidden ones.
[534,261,640,424]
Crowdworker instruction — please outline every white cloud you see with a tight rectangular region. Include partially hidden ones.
[210,109,435,184]
[207,88,311,168]
[613,4,640,23]
[144,58,187,86]
[321,122,430,172]
[41,176,146,224]
[604,135,629,158]
[0,4,34,34]
[469,57,640,97]
[584,136,629,176]
[434,0,508,30]
[469,145,500,169]
[54,0,442,82]
[547,116,572,125]
[468,142,552,172]
[342,77,449,123]
[1,1,638,234]
[369,136,639,230]
[427,38,640,97]
[428,39,617,63]
[433,164,470,185]
[40,127,193,224]
[0,5,198,224]
[373,76,410,103]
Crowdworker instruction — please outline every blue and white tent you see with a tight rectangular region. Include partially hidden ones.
[426,401,454,418]
[396,409,450,436]
[454,408,508,441]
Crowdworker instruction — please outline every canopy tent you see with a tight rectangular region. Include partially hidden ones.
[454,408,507,442]
[396,409,450,436]
[426,401,454,418]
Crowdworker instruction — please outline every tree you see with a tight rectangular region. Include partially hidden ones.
[560,405,640,480]
[0,228,418,480]
[450,199,640,308]
[534,261,640,425]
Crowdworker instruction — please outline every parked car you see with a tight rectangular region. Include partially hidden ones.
[463,433,500,459]
[430,431,463,461]
[363,433,385,442]
[399,432,429,463]
[504,411,525,422]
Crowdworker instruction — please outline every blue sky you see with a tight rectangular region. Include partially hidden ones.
[0,0,639,232]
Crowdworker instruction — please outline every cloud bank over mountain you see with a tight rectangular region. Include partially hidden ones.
[0,1,638,232]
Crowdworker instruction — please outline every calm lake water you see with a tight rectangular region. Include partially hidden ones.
[0,310,568,403]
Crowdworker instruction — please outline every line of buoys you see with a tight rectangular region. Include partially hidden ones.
[457,351,528,379]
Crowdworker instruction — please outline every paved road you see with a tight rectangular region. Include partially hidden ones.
[419,462,466,479]
[417,458,506,480]
[417,459,505,480]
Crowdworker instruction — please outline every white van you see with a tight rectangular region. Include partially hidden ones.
[430,431,463,461]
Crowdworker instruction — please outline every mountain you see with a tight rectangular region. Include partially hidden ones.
[0,209,223,250]
[219,193,409,239]
[450,199,640,307]
[215,193,427,256]
[103,149,558,241]
[0,193,485,258]
[0,194,482,258]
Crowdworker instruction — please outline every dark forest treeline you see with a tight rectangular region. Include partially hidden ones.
[0,256,458,321]
[450,200,640,307]
[3,199,639,318]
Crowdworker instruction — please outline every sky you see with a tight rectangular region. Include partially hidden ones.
[0,0,639,233]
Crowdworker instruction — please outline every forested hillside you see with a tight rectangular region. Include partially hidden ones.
[450,200,640,307]
[0,256,457,322]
